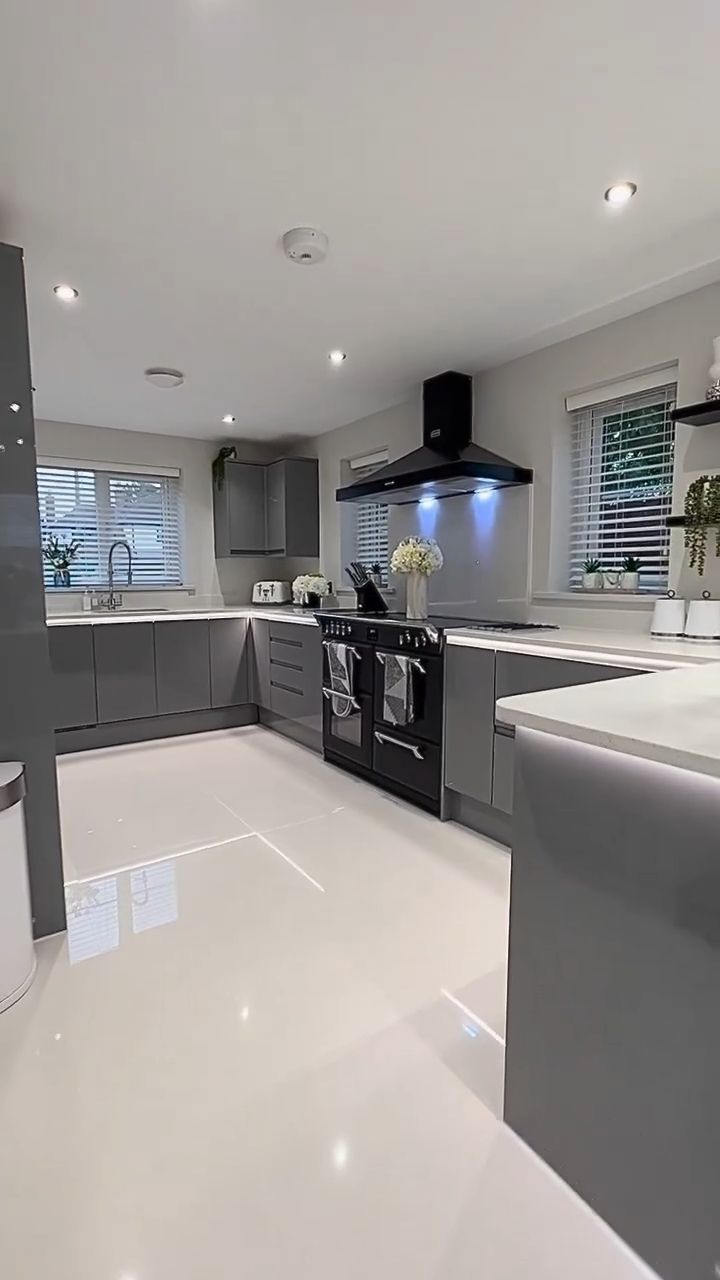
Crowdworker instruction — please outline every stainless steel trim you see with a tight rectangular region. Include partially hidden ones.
[322,688,360,711]
[374,731,424,759]
[0,765,26,814]
[376,652,426,674]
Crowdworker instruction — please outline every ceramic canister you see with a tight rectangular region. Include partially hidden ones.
[650,591,686,637]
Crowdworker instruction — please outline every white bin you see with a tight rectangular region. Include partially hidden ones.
[0,764,36,1013]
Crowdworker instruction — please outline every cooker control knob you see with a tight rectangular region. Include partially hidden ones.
[399,633,405,646]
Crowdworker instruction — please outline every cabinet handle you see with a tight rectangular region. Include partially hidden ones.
[374,730,424,760]
[376,652,425,675]
[322,688,360,710]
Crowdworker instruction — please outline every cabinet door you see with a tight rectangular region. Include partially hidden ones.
[283,457,319,557]
[265,461,286,554]
[496,652,644,701]
[492,731,515,814]
[155,621,211,715]
[48,626,97,729]
[95,623,157,723]
[227,462,267,554]
[210,618,249,707]
[250,619,271,709]
[444,646,495,804]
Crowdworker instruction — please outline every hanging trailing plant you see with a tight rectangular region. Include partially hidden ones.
[684,475,720,574]
[212,445,237,491]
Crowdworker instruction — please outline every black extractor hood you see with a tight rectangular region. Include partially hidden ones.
[336,370,533,506]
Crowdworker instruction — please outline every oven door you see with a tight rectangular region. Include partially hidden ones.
[321,642,373,769]
[373,649,444,745]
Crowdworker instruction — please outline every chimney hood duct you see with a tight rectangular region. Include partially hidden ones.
[336,371,532,506]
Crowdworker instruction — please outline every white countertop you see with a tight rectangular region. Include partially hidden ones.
[46,606,319,627]
[446,625,720,670]
[496,662,720,780]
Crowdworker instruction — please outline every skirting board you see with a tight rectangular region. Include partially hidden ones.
[56,704,258,753]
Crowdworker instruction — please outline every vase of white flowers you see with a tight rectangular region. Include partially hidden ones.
[292,573,330,607]
[390,536,443,620]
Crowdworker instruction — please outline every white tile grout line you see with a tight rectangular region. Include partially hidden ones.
[255,832,326,894]
[440,987,506,1047]
[63,832,257,887]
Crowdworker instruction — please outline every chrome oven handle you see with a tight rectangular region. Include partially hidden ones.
[376,651,425,674]
[323,641,361,660]
[374,730,424,760]
[322,688,360,710]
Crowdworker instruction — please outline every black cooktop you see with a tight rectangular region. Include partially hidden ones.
[315,609,558,633]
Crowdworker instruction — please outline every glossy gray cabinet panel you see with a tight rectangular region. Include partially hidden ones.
[0,243,65,938]
[266,621,322,732]
[214,461,267,556]
[210,618,249,707]
[265,459,286,554]
[507,728,720,1280]
[250,619,271,709]
[48,625,97,728]
[155,620,211,714]
[491,731,514,814]
[496,651,643,701]
[95,623,157,722]
[266,458,319,557]
[444,646,495,804]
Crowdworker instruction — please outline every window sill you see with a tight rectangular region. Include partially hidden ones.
[45,584,195,594]
[533,591,658,610]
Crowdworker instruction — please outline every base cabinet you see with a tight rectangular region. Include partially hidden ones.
[210,618,249,707]
[444,646,495,805]
[94,623,157,723]
[48,625,97,729]
[155,620,211,715]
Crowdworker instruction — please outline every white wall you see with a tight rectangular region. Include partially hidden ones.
[36,419,316,609]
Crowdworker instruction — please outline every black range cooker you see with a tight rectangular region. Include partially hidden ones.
[316,611,556,815]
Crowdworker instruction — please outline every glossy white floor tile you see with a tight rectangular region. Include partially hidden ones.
[0,729,659,1279]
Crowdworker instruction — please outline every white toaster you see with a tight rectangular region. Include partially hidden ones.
[252,580,291,605]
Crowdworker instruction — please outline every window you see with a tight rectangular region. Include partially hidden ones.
[37,461,183,588]
[341,450,390,585]
[568,383,676,592]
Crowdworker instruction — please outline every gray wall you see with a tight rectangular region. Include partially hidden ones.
[0,244,65,938]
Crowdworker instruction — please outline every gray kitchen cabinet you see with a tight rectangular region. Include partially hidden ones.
[94,623,157,723]
[495,651,644,701]
[154,620,211,715]
[209,618,249,707]
[48,625,97,729]
[250,619,271,709]
[267,621,322,735]
[444,645,496,804]
[214,461,267,556]
[492,730,515,814]
[265,458,319,557]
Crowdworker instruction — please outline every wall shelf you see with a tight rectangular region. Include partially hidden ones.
[670,400,720,427]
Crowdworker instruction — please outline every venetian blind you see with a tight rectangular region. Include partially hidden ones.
[568,384,676,592]
[37,463,184,587]
[349,452,389,584]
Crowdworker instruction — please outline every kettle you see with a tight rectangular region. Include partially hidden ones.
[650,590,686,637]
[684,591,720,641]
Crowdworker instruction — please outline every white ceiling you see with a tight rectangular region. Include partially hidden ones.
[2,0,720,442]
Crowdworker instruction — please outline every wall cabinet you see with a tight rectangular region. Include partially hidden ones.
[48,625,97,729]
[94,623,157,723]
[210,618,249,707]
[154,620,211,715]
[214,457,319,557]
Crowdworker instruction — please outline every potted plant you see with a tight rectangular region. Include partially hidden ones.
[621,555,641,592]
[582,557,602,590]
[42,534,82,587]
[390,536,443,619]
[292,573,330,607]
[684,475,720,575]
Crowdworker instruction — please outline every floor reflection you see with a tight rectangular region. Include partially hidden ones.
[66,858,178,963]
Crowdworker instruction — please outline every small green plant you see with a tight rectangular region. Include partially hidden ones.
[582,557,601,573]
[42,534,81,570]
[212,446,238,491]
[622,555,642,573]
[684,475,720,575]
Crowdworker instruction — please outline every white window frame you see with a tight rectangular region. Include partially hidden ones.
[37,458,185,589]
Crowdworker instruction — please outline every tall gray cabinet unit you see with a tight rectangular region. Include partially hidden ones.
[214,457,319,557]
[0,243,65,938]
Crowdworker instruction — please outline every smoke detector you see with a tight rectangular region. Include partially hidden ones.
[282,227,329,265]
[144,367,185,389]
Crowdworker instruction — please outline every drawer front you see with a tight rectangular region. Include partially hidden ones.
[372,729,440,800]
[269,678,305,722]
[496,651,644,704]
[268,620,316,649]
[492,731,515,815]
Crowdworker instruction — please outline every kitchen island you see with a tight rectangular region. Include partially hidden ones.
[496,664,720,1280]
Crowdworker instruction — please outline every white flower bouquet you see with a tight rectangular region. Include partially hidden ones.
[390,536,444,576]
[292,573,330,604]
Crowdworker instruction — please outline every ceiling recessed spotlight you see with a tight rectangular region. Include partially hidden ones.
[144,367,185,389]
[53,283,79,301]
[604,181,637,206]
[328,350,347,366]
[222,414,236,424]
[9,402,20,413]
